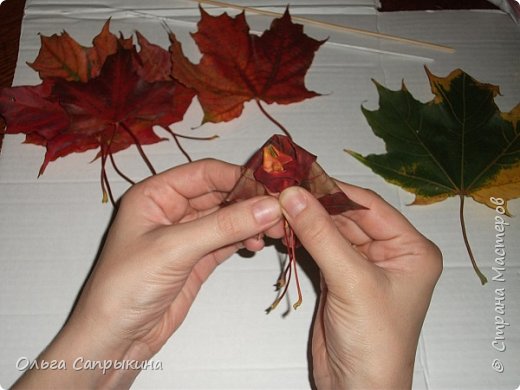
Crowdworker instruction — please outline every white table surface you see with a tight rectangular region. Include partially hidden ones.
[1,1,519,389]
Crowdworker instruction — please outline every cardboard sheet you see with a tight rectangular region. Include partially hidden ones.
[1,1,519,389]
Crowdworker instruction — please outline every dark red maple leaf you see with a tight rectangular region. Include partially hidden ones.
[226,135,365,312]
[169,7,324,136]
[0,119,5,153]
[0,21,201,204]
[0,80,69,146]
[0,47,177,203]
[51,47,168,151]
[50,47,194,202]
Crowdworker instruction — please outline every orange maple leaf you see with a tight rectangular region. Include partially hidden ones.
[169,7,324,132]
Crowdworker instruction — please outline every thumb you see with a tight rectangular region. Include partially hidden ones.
[161,196,282,266]
[279,187,369,289]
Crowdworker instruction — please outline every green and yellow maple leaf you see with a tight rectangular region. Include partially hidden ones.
[346,67,520,284]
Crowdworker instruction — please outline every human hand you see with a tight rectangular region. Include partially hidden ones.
[279,183,442,390]
[13,159,284,390]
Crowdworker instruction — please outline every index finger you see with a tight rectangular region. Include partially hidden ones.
[120,159,241,227]
[134,159,241,209]
[154,158,241,199]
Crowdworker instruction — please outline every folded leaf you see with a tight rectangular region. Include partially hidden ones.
[229,134,364,312]
[229,134,362,214]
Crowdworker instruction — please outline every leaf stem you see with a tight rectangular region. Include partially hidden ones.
[162,127,192,162]
[172,131,192,162]
[100,151,115,205]
[171,132,219,141]
[266,224,303,313]
[109,152,135,185]
[255,99,292,139]
[119,122,157,176]
[102,167,116,206]
[288,228,303,310]
[459,195,487,285]
[161,127,219,162]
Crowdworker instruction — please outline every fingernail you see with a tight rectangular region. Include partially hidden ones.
[252,197,280,224]
[280,187,307,218]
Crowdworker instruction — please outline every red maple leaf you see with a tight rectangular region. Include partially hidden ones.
[0,80,69,146]
[49,47,184,193]
[28,19,133,82]
[135,31,172,82]
[169,7,324,136]
[28,30,91,82]
[0,22,197,203]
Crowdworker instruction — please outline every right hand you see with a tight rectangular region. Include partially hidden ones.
[279,183,442,389]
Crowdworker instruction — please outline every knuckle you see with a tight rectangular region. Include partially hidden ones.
[413,237,443,282]
[118,184,139,210]
[363,187,384,203]
[215,208,242,238]
[427,239,444,279]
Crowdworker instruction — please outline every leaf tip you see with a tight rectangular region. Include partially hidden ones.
[370,78,381,87]
[344,148,364,161]
[38,160,49,178]
[400,79,408,92]
[197,4,213,20]
[370,78,392,96]
[101,17,112,31]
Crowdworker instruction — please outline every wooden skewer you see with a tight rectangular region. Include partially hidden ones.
[189,0,455,54]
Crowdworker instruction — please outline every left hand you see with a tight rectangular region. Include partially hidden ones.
[13,159,284,389]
